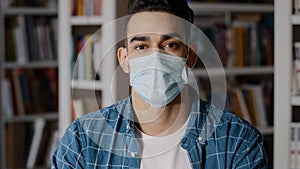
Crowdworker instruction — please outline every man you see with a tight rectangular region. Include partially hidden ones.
[51,0,268,168]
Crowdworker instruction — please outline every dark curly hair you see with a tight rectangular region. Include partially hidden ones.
[127,0,194,23]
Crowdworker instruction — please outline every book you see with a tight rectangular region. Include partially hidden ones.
[50,18,58,60]
[18,69,33,114]
[5,17,17,62]
[93,0,103,16]
[232,20,260,67]
[14,16,29,64]
[44,130,59,166]
[11,69,25,116]
[1,79,14,118]
[39,69,57,112]
[295,0,300,14]
[84,0,93,16]
[35,121,58,166]
[242,84,268,128]
[6,123,27,168]
[25,16,40,61]
[43,20,55,61]
[84,34,93,80]
[234,26,245,67]
[77,36,86,80]
[92,34,102,80]
[77,0,84,16]
[26,118,46,169]
[290,122,300,168]
[241,86,258,127]
[229,87,252,124]
[73,33,103,80]
[294,60,300,94]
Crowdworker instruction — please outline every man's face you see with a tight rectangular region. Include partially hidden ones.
[126,12,189,59]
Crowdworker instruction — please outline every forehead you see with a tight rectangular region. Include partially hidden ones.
[127,12,187,40]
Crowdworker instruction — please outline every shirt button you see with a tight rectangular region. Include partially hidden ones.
[130,152,136,157]
[126,125,130,129]
[198,136,203,141]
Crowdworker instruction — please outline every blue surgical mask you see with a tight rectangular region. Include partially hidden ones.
[128,52,188,107]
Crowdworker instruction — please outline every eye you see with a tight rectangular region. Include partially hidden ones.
[165,42,178,48]
[163,40,182,50]
[135,45,147,51]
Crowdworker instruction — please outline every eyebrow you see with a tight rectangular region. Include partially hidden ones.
[129,33,184,44]
[129,36,150,43]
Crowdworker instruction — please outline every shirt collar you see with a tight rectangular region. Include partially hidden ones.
[115,97,223,146]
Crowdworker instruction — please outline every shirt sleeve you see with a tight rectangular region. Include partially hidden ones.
[232,128,268,169]
[51,120,86,169]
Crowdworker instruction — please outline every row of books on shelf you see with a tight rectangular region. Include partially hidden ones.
[6,119,59,168]
[1,68,58,118]
[200,82,273,128]
[187,0,272,3]
[295,0,300,14]
[5,16,58,63]
[3,0,57,7]
[71,33,102,80]
[196,14,273,68]
[293,42,300,95]
[290,122,300,169]
[71,0,103,16]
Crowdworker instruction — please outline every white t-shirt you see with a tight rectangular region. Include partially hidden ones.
[138,121,192,169]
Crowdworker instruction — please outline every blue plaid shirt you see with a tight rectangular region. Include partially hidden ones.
[51,97,268,169]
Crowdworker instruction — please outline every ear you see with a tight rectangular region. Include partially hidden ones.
[117,47,129,73]
[186,43,198,69]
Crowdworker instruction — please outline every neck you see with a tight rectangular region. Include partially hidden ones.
[132,88,190,136]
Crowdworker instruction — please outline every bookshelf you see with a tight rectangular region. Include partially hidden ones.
[58,0,129,138]
[189,2,274,168]
[189,2,274,133]
[0,0,59,168]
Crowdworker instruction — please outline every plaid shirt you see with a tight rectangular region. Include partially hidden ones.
[51,97,268,169]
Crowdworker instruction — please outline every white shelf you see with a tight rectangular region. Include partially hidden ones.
[3,7,57,15]
[3,61,58,69]
[189,2,274,14]
[70,16,106,25]
[292,95,300,106]
[193,66,274,77]
[292,14,300,25]
[71,80,104,90]
[259,127,274,135]
[5,113,58,123]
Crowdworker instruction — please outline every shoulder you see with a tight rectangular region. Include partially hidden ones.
[198,101,268,168]
[73,97,131,134]
[200,100,262,143]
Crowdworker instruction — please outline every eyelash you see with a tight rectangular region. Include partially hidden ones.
[135,44,147,51]
[133,41,181,51]
[163,42,179,49]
